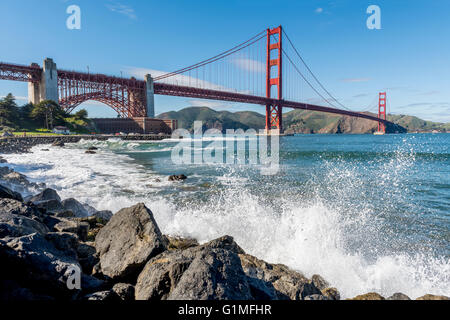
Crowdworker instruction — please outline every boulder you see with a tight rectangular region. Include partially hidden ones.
[0,212,49,238]
[168,174,187,181]
[45,232,79,259]
[304,294,329,300]
[2,233,81,298]
[93,210,113,224]
[0,198,39,217]
[83,290,119,301]
[34,199,65,214]
[0,184,23,201]
[416,294,449,300]
[77,242,99,275]
[349,292,385,300]
[112,283,135,301]
[166,236,199,250]
[30,188,61,203]
[53,218,90,242]
[85,151,96,154]
[238,254,321,300]
[95,203,167,281]
[135,240,253,300]
[387,292,411,300]
[61,198,89,217]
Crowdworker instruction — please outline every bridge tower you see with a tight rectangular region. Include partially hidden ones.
[28,58,59,105]
[265,26,283,135]
[378,92,387,133]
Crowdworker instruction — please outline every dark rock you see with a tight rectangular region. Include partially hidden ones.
[166,236,199,250]
[55,211,75,218]
[112,283,135,301]
[206,235,245,254]
[87,147,98,151]
[168,174,187,181]
[83,290,119,301]
[304,294,329,300]
[321,287,340,300]
[61,198,89,217]
[30,188,61,203]
[0,184,23,201]
[45,232,79,259]
[311,274,329,290]
[53,218,90,242]
[85,151,96,154]
[239,254,321,300]
[93,210,113,224]
[52,141,65,147]
[349,292,385,300]
[0,198,38,217]
[387,292,411,300]
[95,203,167,281]
[416,294,449,300]
[2,233,81,298]
[135,243,252,300]
[0,213,49,238]
[34,199,65,214]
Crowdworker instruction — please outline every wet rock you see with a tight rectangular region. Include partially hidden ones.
[0,198,39,217]
[0,184,23,201]
[387,292,411,300]
[52,141,65,147]
[0,212,49,238]
[416,294,449,300]
[321,287,341,300]
[166,236,199,250]
[87,147,98,151]
[112,283,135,301]
[304,294,329,300]
[135,239,253,300]
[239,254,321,300]
[2,233,81,298]
[93,210,113,224]
[30,188,61,203]
[85,151,96,154]
[34,199,65,214]
[311,274,329,290]
[55,211,75,218]
[61,198,89,217]
[45,232,79,259]
[168,174,187,181]
[349,292,385,300]
[53,218,90,242]
[83,290,119,301]
[207,235,245,254]
[95,203,167,281]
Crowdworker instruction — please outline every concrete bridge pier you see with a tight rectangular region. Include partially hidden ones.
[145,74,155,118]
[28,58,59,105]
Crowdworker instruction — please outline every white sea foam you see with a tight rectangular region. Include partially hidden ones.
[2,141,449,299]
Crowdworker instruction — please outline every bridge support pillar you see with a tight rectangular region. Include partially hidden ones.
[378,92,387,133]
[27,58,59,105]
[145,74,155,118]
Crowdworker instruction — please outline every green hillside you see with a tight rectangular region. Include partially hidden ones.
[159,106,449,134]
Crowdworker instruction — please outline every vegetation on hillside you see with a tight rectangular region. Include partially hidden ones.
[0,94,95,134]
[159,106,449,134]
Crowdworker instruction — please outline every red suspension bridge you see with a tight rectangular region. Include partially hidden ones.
[0,26,392,134]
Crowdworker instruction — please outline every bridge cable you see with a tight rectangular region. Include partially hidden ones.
[282,29,353,111]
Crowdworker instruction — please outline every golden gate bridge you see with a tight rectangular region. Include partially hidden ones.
[0,26,391,134]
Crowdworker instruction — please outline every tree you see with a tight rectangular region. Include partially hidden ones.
[74,109,88,120]
[0,93,20,128]
[30,100,67,130]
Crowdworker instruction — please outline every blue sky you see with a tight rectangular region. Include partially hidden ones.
[0,0,449,122]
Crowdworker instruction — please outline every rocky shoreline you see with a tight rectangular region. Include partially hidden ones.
[0,134,170,154]
[0,153,448,301]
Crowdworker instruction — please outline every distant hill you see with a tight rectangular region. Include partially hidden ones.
[158,107,449,134]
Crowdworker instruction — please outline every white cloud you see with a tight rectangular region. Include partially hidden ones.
[315,8,324,14]
[233,58,265,73]
[106,2,137,20]
[341,78,371,83]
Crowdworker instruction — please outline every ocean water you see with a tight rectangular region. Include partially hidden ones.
[2,133,449,299]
